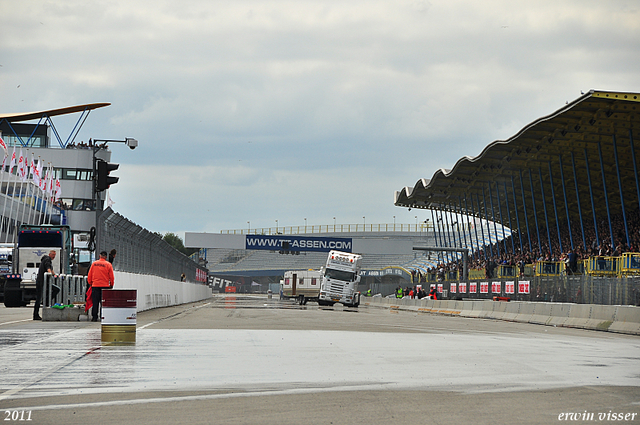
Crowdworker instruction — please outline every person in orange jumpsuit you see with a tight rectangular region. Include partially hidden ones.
[88,251,115,322]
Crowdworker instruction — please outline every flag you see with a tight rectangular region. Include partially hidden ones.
[32,158,41,187]
[0,136,7,158]
[8,147,16,174]
[46,169,54,195]
[40,166,47,191]
[107,190,114,208]
[29,154,35,179]
[54,178,62,201]
[17,149,26,181]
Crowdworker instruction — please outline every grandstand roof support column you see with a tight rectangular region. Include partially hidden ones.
[597,142,615,249]
[558,155,574,251]
[430,209,441,260]
[467,195,481,261]
[452,207,462,256]
[571,152,587,251]
[458,196,471,253]
[502,181,515,254]
[584,148,600,248]
[511,176,524,253]
[612,134,630,247]
[444,208,453,262]
[448,207,457,249]
[538,168,554,256]
[548,161,563,254]
[528,170,543,255]
[495,182,509,255]
[518,170,533,253]
[487,185,501,258]
[630,129,640,215]
[475,193,488,260]
[482,187,495,258]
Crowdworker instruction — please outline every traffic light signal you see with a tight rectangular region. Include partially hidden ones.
[96,159,119,192]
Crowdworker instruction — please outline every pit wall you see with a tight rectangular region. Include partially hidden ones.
[362,297,640,335]
[113,272,212,312]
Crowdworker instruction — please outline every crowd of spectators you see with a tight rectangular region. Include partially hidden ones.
[66,139,109,149]
[415,209,640,280]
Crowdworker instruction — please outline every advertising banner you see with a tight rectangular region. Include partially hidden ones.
[480,282,489,294]
[245,235,352,253]
[505,281,515,294]
[469,282,477,293]
[492,281,501,294]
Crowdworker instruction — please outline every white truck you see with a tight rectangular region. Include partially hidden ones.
[282,269,322,305]
[318,250,362,307]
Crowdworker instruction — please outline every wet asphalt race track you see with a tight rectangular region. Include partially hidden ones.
[1,294,639,425]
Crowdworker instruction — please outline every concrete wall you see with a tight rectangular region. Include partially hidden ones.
[113,271,212,312]
[362,296,640,335]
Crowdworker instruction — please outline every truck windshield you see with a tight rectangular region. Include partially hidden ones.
[324,268,355,282]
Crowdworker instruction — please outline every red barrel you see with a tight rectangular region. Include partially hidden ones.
[102,290,137,309]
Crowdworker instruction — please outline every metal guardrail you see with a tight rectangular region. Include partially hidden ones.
[220,223,436,235]
[44,273,88,307]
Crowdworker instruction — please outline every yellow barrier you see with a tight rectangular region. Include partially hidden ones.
[497,265,516,278]
[619,252,640,276]
[468,269,485,280]
[586,256,618,277]
[523,264,535,277]
[534,261,563,276]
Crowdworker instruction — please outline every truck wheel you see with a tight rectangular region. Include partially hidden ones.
[3,288,23,308]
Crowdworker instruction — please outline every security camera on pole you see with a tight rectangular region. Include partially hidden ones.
[91,138,138,252]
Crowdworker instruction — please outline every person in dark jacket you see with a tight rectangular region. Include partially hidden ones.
[108,249,117,264]
[33,250,57,320]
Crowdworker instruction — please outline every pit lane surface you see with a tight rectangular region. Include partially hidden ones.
[1,295,639,425]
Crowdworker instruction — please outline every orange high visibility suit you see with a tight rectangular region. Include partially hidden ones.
[88,257,115,288]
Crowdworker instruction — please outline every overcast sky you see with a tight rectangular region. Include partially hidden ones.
[1,0,638,237]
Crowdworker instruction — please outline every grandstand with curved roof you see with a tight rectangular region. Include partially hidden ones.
[395,90,640,260]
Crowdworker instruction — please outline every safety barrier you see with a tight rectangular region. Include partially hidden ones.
[586,256,619,277]
[534,261,563,276]
[361,296,640,335]
[496,265,516,278]
[619,253,640,276]
[41,274,88,321]
[44,273,88,306]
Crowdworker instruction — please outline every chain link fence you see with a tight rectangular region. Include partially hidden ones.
[96,208,206,283]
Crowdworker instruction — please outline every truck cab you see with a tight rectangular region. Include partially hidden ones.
[1,225,71,307]
[318,250,362,307]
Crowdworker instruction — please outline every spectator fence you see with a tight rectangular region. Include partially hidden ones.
[96,208,206,283]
